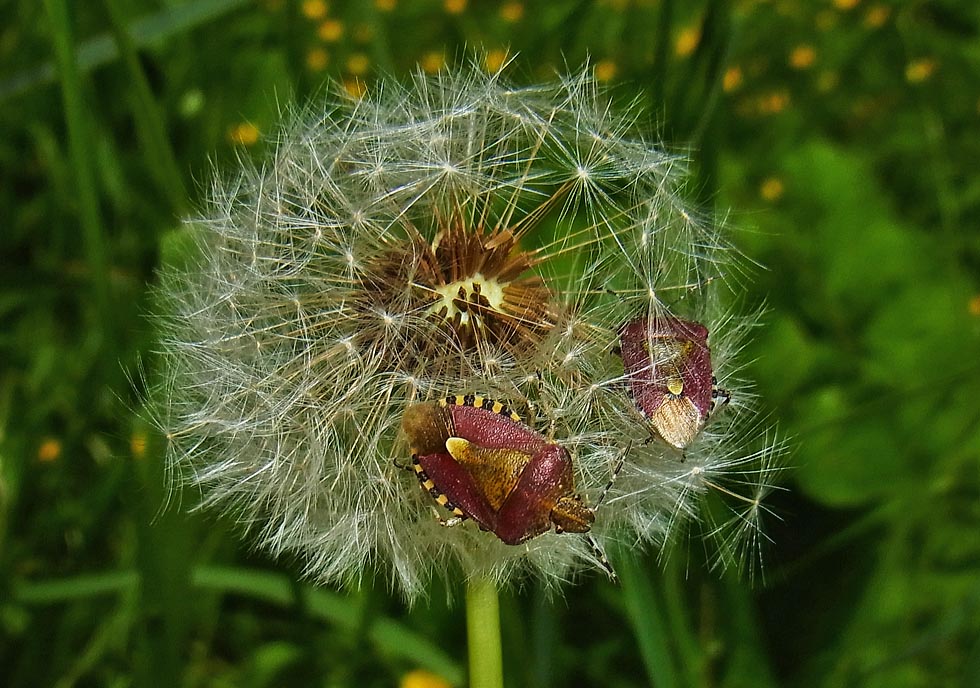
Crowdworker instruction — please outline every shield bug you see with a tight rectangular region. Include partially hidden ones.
[400,395,596,545]
[618,316,730,449]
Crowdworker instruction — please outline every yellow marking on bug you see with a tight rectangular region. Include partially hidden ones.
[445,437,528,510]
[453,507,464,516]
[422,479,435,490]
[436,494,449,505]
[445,437,469,459]
[441,393,523,421]
[667,378,684,396]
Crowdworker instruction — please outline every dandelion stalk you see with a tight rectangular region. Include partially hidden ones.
[466,575,503,688]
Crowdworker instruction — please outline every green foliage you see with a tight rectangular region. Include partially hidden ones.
[2,0,979,686]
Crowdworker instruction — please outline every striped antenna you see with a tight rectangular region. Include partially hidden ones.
[585,443,630,582]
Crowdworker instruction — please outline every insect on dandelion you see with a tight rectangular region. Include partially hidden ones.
[152,58,778,602]
[617,316,730,450]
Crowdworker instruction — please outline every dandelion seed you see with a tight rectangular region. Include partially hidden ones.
[152,60,775,599]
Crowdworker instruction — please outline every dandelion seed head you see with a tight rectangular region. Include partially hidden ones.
[151,59,777,600]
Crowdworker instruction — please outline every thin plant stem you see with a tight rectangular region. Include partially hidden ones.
[103,0,187,213]
[43,0,109,320]
[466,574,503,688]
[617,552,679,688]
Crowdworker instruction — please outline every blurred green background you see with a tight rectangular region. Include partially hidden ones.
[2,0,979,686]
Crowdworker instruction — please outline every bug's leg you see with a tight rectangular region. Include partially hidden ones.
[426,484,469,527]
[519,368,566,438]
[585,534,618,582]
[518,370,545,425]
[581,442,629,582]
[711,376,732,412]
[594,443,629,510]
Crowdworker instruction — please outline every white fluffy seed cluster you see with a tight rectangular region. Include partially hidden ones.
[153,63,780,599]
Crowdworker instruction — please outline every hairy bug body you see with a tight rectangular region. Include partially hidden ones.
[401,395,594,545]
[619,317,729,449]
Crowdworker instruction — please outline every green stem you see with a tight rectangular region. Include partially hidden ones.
[466,574,503,688]
[44,0,109,319]
[103,0,187,213]
[617,552,679,688]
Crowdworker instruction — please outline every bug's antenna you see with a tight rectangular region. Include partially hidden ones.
[595,443,629,510]
[585,442,630,582]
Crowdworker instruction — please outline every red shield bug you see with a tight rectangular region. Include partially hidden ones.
[618,316,730,449]
[401,395,597,546]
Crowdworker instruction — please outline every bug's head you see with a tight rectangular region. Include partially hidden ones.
[401,402,453,455]
[551,494,595,535]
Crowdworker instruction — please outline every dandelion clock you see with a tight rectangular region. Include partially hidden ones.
[151,59,780,686]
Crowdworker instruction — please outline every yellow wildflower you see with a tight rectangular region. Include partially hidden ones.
[789,45,816,70]
[595,60,618,82]
[905,58,937,83]
[228,121,261,146]
[760,177,784,202]
[675,25,701,57]
[723,65,743,92]
[38,438,62,463]
[400,669,452,688]
[484,49,508,73]
[500,1,524,22]
[318,19,344,42]
[444,0,466,14]
[301,0,328,20]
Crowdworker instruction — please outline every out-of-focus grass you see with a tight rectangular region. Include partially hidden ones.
[2,1,979,686]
